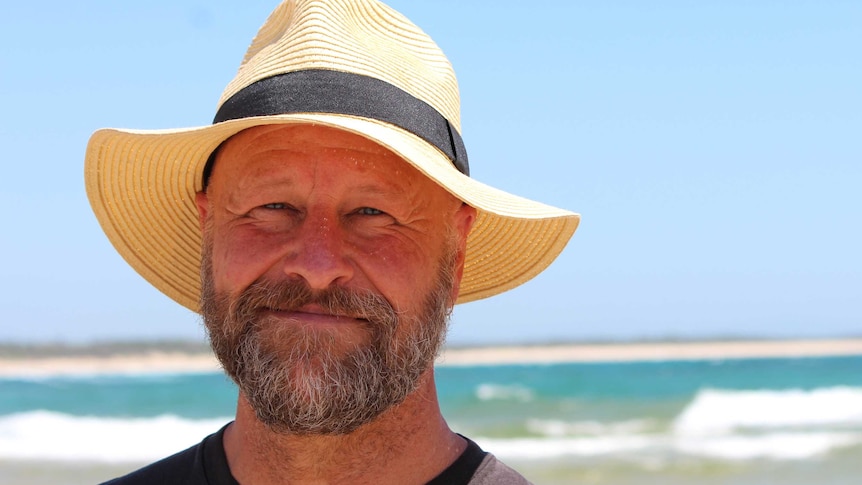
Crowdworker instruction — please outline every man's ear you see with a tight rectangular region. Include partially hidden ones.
[195,191,209,231]
[450,203,477,303]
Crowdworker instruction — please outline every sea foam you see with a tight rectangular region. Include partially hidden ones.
[672,431,862,460]
[477,431,862,462]
[526,418,655,437]
[478,387,862,462]
[475,383,534,402]
[5,386,862,463]
[0,411,230,462]
[674,386,862,434]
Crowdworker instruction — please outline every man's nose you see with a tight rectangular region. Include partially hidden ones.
[281,215,354,290]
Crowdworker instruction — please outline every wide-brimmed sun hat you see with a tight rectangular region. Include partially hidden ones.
[85,0,580,312]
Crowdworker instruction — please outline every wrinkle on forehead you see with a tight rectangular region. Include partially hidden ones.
[213,125,405,181]
[230,124,398,156]
[209,124,464,215]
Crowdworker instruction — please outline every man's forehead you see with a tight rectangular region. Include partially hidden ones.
[205,123,415,189]
[224,124,398,158]
[208,124,436,191]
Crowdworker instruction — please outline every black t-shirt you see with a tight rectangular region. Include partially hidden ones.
[101,424,489,485]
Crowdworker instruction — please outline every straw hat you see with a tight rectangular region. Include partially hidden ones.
[84,0,580,312]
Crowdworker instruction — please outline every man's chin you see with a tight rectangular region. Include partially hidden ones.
[254,320,375,362]
[236,344,393,436]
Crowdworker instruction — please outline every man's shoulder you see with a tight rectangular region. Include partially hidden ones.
[469,452,532,485]
[100,442,201,485]
[100,425,232,485]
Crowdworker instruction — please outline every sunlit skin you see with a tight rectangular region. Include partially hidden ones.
[195,124,477,484]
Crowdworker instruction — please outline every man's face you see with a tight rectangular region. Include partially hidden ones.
[196,124,475,434]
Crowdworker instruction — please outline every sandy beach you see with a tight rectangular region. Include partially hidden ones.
[1,338,861,378]
[439,338,862,366]
[0,352,221,378]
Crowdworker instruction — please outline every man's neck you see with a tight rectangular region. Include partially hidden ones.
[223,370,467,485]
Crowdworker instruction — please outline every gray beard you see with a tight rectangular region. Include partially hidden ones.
[199,241,456,435]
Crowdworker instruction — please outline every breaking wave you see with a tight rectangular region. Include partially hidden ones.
[4,387,862,463]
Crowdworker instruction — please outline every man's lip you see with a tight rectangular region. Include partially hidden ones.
[261,306,365,323]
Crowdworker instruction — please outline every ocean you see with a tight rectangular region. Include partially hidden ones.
[2,355,861,484]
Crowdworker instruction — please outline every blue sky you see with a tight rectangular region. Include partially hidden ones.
[1,1,859,345]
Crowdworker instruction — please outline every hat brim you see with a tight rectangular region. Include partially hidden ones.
[85,114,580,311]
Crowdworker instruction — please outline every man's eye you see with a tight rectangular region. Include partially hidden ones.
[356,207,384,216]
[262,203,287,210]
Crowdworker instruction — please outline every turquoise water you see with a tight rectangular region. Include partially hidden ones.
[2,356,861,484]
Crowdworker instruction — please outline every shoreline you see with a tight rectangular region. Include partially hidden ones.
[1,338,861,377]
[439,338,862,366]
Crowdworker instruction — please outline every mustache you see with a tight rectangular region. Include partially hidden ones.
[226,278,399,328]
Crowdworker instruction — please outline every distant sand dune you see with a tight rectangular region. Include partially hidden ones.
[438,338,862,366]
[0,352,221,378]
[1,339,861,377]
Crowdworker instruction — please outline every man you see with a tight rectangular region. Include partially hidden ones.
[85,1,579,483]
